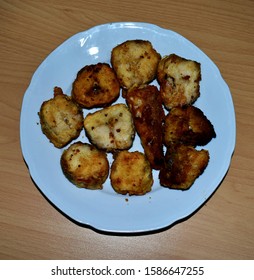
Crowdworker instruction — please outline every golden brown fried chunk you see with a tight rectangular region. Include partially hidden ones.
[111,40,161,90]
[164,105,216,147]
[157,54,201,109]
[84,104,135,152]
[61,142,109,189]
[159,144,209,190]
[39,87,83,148]
[110,151,153,195]
[72,63,120,108]
[126,85,165,169]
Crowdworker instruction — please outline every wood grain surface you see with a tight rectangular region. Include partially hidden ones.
[0,0,253,259]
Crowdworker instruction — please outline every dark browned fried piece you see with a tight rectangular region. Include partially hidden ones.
[159,144,209,190]
[126,85,165,169]
[39,87,83,148]
[72,63,120,108]
[164,105,216,147]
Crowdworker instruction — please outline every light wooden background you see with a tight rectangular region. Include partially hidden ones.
[1,0,253,259]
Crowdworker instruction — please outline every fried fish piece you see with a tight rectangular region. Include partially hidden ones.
[39,87,83,148]
[110,150,153,195]
[72,63,120,108]
[164,105,216,147]
[61,142,109,189]
[159,144,209,190]
[157,54,201,109]
[111,40,161,90]
[126,85,165,169]
[84,104,135,152]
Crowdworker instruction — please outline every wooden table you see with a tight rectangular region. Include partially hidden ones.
[1,0,253,260]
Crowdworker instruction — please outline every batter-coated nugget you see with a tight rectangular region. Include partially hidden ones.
[61,142,109,189]
[157,54,201,109]
[126,85,165,169]
[84,104,135,152]
[111,40,161,90]
[72,63,120,108]
[164,105,216,147]
[110,151,153,195]
[159,144,209,190]
[39,87,83,148]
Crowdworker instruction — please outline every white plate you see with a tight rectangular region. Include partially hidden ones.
[20,22,236,233]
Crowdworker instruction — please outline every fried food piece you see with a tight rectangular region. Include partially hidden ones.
[110,150,153,195]
[157,54,201,109]
[159,144,209,190]
[126,85,165,169]
[61,142,109,189]
[111,40,161,90]
[72,63,120,108]
[39,87,83,148]
[84,104,135,152]
[164,105,216,147]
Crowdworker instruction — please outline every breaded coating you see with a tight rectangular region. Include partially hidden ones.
[110,151,153,195]
[164,105,216,147]
[39,87,83,148]
[159,144,209,190]
[84,104,135,152]
[157,54,201,109]
[72,63,120,108]
[61,142,109,189]
[126,85,165,169]
[111,40,161,90]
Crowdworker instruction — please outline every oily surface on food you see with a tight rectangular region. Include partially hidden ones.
[72,63,120,108]
[159,144,209,190]
[164,105,216,147]
[126,85,165,170]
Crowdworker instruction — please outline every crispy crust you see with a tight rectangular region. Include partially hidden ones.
[157,54,201,109]
[164,105,216,147]
[111,40,161,90]
[83,104,135,152]
[159,144,209,190]
[60,142,109,189]
[110,150,153,195]
[126,85,165,169]
[72,63,120,108]
[39,87,83,148]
